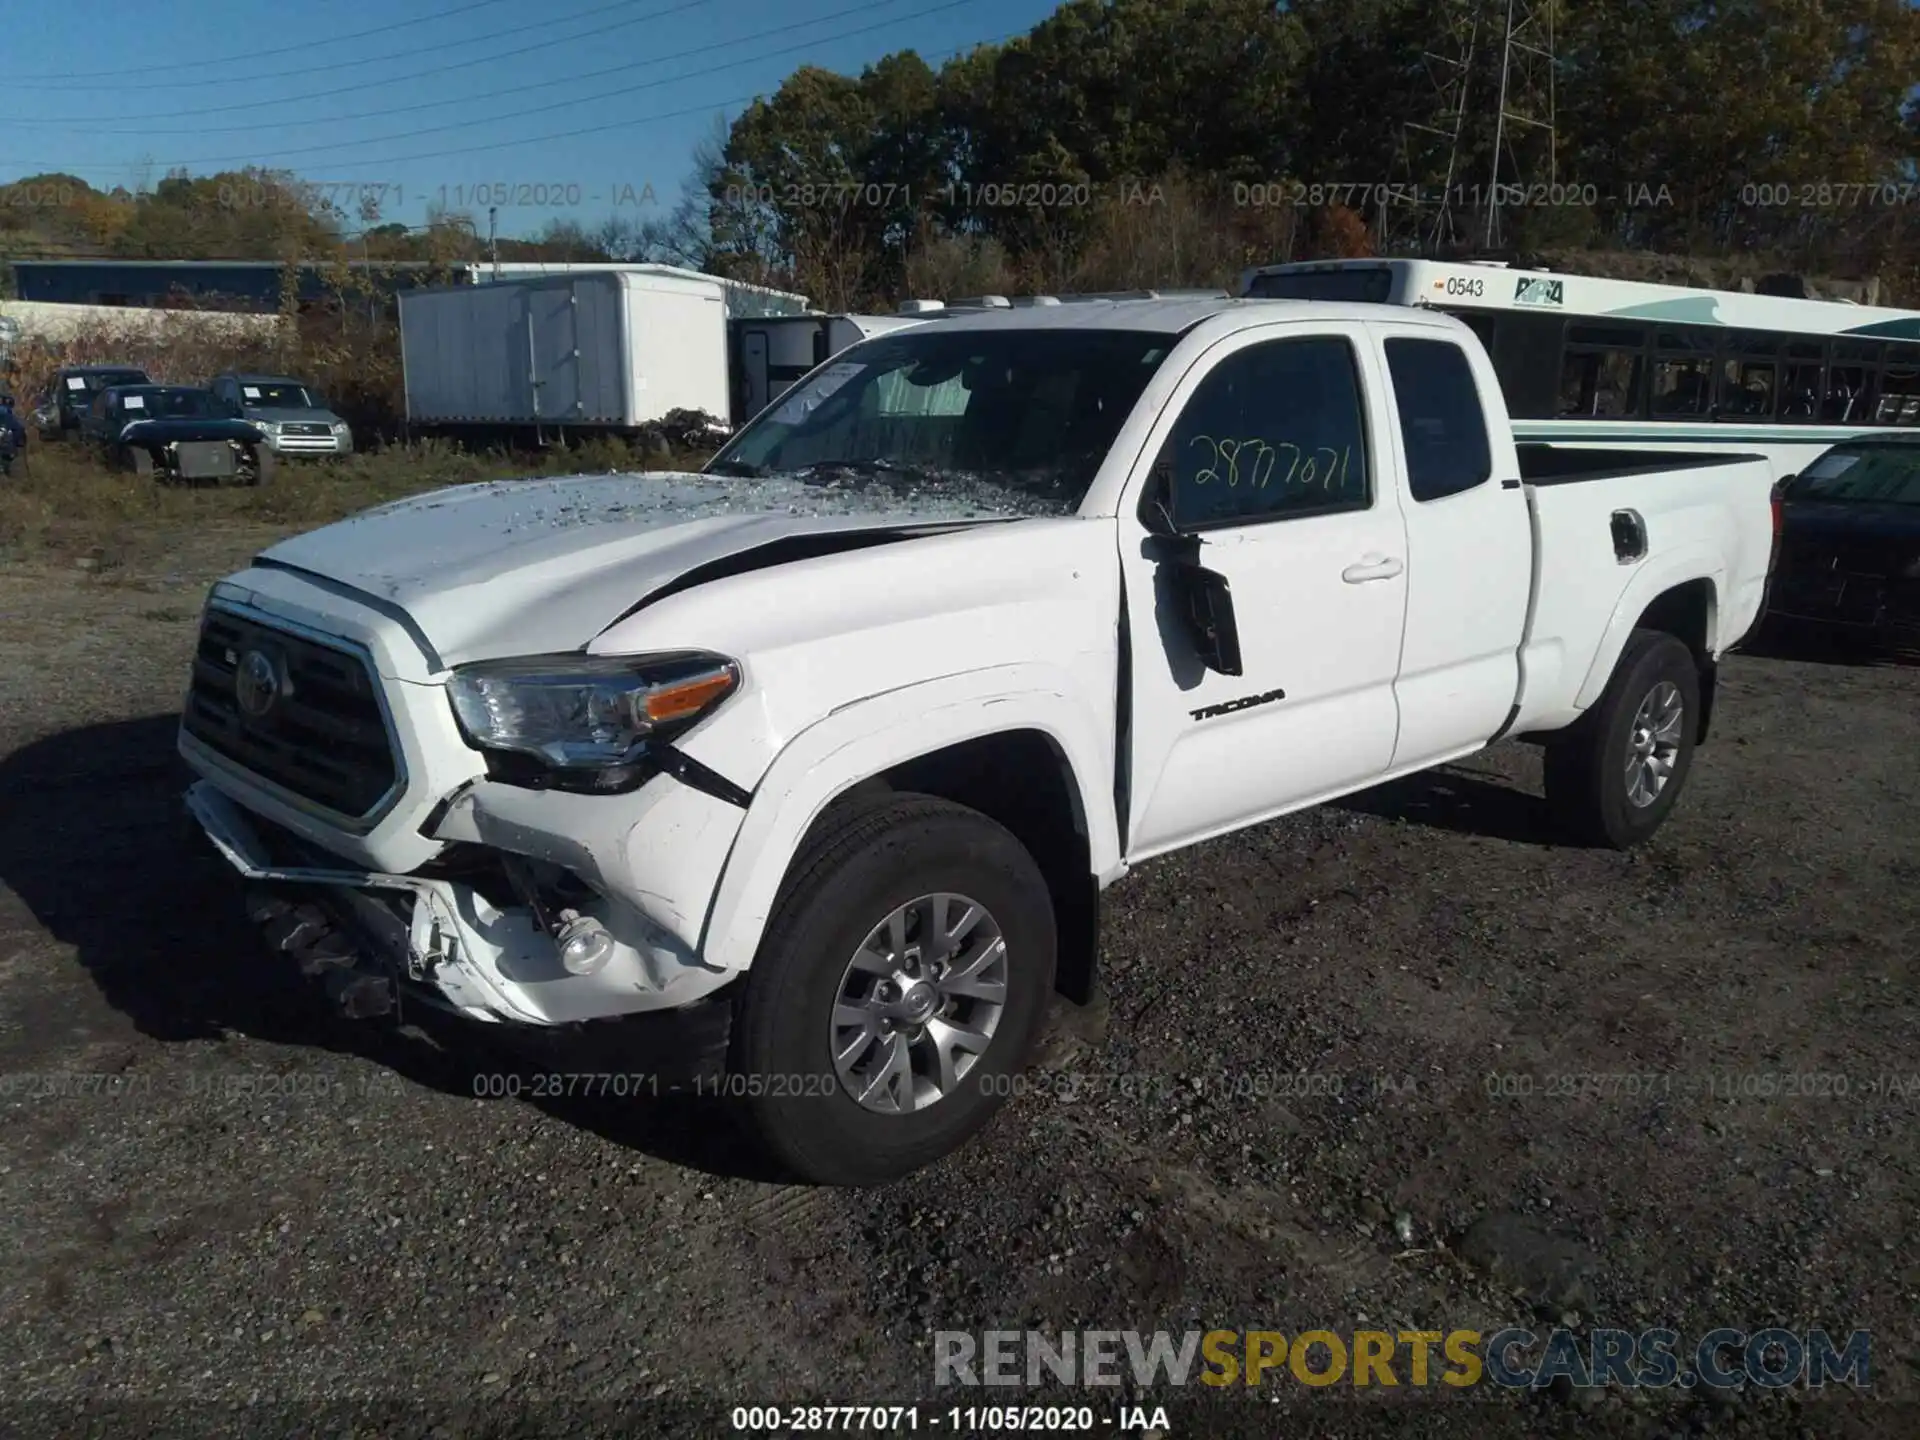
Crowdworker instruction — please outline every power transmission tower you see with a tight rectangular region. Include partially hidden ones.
[1484,0,1559,250]
[1390,0,1480,255]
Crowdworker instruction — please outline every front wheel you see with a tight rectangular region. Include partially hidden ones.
[731,793,1057,1186]
[1544,628,1700,849]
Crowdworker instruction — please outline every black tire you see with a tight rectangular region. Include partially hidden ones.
[250,446,276,486]
[1544,628,1700,849]
[731,793,1057,1186]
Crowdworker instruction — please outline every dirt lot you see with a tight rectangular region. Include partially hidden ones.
[1,510,1916,1439]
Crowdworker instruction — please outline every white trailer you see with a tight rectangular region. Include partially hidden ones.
[399,270,731,432]
[460,261,809,321]
[728,313,928,422]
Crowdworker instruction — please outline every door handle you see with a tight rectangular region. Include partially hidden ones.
[1342,555,1405,584]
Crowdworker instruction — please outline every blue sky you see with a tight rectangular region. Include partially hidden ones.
[1,0,1062,237]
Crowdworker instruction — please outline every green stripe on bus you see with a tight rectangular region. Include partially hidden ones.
[1602,296,1725,324]
[1842,318,1920,339]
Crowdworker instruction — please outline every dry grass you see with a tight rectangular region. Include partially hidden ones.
[0,435,712,574]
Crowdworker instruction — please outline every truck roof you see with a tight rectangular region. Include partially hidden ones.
[916,296,1467,335]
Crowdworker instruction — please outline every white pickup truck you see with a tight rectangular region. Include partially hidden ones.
[179,297,1776,1184]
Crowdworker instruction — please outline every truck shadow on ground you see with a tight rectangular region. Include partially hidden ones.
[1331,765,1558,846]
[0,714,783,1182]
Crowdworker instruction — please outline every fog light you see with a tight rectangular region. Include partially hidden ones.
[555,913,614,976]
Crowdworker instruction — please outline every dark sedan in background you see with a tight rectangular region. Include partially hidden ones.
[80,384,276,484]
[1765,436,1920,658]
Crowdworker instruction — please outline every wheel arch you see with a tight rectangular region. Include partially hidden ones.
[698,668,1119,997]
[1574,562,1721,736]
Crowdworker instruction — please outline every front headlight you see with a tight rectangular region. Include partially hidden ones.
[447,652,739,774]
[330,421,350,436]
[256,420,281,435]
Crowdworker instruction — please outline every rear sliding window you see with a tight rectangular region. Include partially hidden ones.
[1384,337,1494,502]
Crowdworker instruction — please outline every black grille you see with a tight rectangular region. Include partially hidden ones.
[183,608,399,820]
[285,422,332,436]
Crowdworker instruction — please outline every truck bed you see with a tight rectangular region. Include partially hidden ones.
[1518,443,1770,485]
[1513,450,1777,734]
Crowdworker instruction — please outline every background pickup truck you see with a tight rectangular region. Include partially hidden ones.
[179,297,1776,1185]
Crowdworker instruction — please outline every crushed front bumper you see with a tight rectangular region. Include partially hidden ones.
[186,780,736,1078]
[188,779,539,1024]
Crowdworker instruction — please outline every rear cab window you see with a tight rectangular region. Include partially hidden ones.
[1384,336,1495,502]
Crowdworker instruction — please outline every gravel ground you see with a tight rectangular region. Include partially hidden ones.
[0,535,1915,1440]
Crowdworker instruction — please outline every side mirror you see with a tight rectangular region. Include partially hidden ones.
[1139,458,1243,676]
[1172,560,1243,676]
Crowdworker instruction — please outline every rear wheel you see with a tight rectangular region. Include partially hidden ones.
[1544,628,1700,849]
[731,794,1057,1186]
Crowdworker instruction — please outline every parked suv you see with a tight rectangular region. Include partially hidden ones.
[83,384,275,484]
[208,373,353,457]
[32,364,152,438]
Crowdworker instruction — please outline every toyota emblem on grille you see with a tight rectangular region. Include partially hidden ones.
[234,649,286,719]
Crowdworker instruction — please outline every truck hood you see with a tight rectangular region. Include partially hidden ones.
[255,471,1029,668]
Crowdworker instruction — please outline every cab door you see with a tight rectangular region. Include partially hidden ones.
[1119,324,1411,859]
[1371,326,1533,767]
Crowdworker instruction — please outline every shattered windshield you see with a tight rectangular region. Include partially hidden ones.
[707,327,1172,515]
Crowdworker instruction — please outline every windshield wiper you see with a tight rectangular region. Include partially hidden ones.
[706,457,763,477]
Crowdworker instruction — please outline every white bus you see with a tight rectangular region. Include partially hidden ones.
[1238,258,1920,480]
